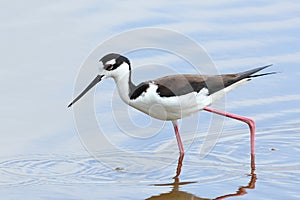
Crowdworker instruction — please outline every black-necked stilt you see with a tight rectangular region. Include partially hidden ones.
[68,53,275,156]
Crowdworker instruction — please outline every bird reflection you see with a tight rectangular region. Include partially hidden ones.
[147,154,256,200]
[214,154,256,200]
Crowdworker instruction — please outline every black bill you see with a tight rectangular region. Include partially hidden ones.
[67,75,104,107]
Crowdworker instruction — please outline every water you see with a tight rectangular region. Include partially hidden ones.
[1,1,300,199]
[1,125,299,199]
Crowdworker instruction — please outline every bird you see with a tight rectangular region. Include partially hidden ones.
[68,53,275,156]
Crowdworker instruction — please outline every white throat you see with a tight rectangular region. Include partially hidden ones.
[107,63,133,104]
[113,72,131,103]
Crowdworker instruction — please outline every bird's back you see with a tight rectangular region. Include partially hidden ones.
[151,65,274,98]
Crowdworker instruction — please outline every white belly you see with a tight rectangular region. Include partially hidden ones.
[129,83,211,121]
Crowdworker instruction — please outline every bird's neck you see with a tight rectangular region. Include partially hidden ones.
[114,71,137,103]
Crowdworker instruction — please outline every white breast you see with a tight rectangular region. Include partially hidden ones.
[129,83,211,121]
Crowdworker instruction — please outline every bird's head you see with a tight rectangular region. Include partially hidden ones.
[99,53,131,79]
[68,53,130,107]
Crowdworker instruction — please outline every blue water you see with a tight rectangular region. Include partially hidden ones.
[1,125,299,199]
[1,1,299,199]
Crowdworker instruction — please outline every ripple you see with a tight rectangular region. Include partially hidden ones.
[0,155,117,185]
[0,125,298,187]
[0,170,38,186]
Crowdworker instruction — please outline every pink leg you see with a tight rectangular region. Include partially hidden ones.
[203,107,256,156]
[174,153,184,178]
[172,120,184,155]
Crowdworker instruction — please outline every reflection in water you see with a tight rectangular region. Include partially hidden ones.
[147,154,256,200]
[214,154,256,200]
[174,153,184,179]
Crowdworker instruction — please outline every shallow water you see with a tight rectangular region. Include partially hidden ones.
[1,124,299,199]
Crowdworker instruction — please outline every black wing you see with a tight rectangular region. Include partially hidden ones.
[153,65,273,97]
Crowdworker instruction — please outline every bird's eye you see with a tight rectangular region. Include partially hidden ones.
[105,64,113,70]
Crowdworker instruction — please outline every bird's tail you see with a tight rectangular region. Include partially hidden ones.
[239,64,277,79]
